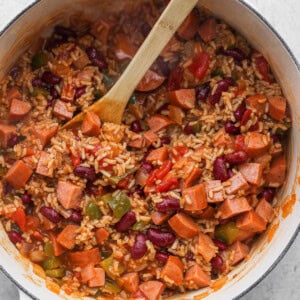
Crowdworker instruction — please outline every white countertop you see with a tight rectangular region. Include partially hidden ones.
[0,1,299,299]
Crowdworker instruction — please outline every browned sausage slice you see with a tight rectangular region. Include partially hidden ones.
[245,132,270,158]
[204,180,225,203]
[255,198,274,223]
[8,98,31,122]
[183,183,207,211]
[268,96,287,121]
[81,111,101,136]
[194,232,217,262]
[53,100,74,120]
[167,89,196,110]
[36,151,53,177]
[56,181,82,209]
[236,210,266,233]
[34,125,58,148]
[146,146,168,162]
[177,11,199,40]
[147,115,173,132]
[185,263,211,288]
[228,241,249,265]
[118,272,139,294]
[161,256,184,286]
[239,163,262,186]
[224,172,249,195]
[139,280,165,300]
[266,155,286,187]
[219,197,252,219]
[56,224,79,249]
[0,124,16,148]
[136,70,165,92]
[198,18,217,42]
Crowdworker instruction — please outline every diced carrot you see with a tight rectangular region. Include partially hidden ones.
[81,111,101,136]
[204,180,225,203]
[56,181,82,210]
[161,256,184,286]
[182,167,202,189]
[69,248,101,268]
[218,197,252,219]
[91,18,114,45]
[115,33,137,60]
[198,18,217,42]
[95,228,109,244]
[139,280,165,300]
[8,98,32,122]
[0,124,16,148]
[53,100,74,120]
[168,213,199,239]
[224,172,249,195]
[81,263,96,283]
[167,89,195,110]
[238,163,262,186]
[168,105,184,125]
[151,211,170,225]
[146,146,168,162]
[88,268,105,287]
[49,232,67,256]
[144,130,158,146]
[118,272,139,293]
[246,94,267,114]
[36,151,53,178]
[255,198,274,223]
[34,125,58,148]
[147,115,173,132]
[177,10,199,40]
[212,128,233,148]
[266,155,286,187]
[183,183,207,211]
[12,207,26,232]
[228,241,249,266]
[245,132,270,158]
[185,263,211,288]
[136,70,165,92]
[56,225,79,250]
[236,210,266,233]
[194,232,217,262]
[268,96,287,121]
[4,160,33,189]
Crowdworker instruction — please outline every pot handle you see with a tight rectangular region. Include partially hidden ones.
[19,290,32,300]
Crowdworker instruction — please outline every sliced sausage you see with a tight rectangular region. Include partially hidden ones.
[68,248,101,268]
[228,241,249,266]
[128,136,146,149]
[34,125,58,148]
[238,163,262,186]
[219,197,252,219]
[81,264,96,284]
[161,256,184,286]
[81,111,101,136]
[268,96,287,121]
[115,33,137,60]
[95,228,109,244]
[139,280,165,300]
[255,198,274,223]
[7,87,22,101]
[4,160,33,189]
[136,70,165,92]
[118,272,139,294]
[144,130,158,146]
[236,210,267,233]
[185,263,211,288]
[61,84,76,102]
[151,211,170,225]
[8,98,32,122]
[245,132,270,158]
[36,151,54,177]
[198,18,217,43]
[146,146,168,162]
[266,155,286,187]
[224,172,249,195]
[168,105,184,125]
[147,115,173,132]
[212,128,233,148]
[49,232,67,256]
[182,167,202,189]
[53,100,74,120]
[88,268,105,287]
[246,94,267,114]
[194,232,217,262]
[168,212,199,239]
[56,181,83,210]
[56,224,79,249]
[167,89,196,110]
[0,124,16,148]
[204,180,225,203]
[182,183,207,211]
[177,11,199,40]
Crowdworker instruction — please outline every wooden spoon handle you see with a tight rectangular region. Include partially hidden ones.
[107,0,198,102]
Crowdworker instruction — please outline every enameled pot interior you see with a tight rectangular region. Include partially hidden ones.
[0,1,299,299]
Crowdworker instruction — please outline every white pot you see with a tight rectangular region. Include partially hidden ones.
[0,1,299,299]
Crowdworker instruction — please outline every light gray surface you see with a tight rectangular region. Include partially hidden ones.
[0,0,299,299]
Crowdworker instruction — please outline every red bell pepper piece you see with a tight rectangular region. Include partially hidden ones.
[241,109,252,125]
[168,66,184,91]
[156,177,179,193]
[12,207,26,232]
[146,169,159,187]
[234,135,246,152]
[188,52,210,79]
[71,154,81,167]
[171,146,188,161]
[156,160,173,180]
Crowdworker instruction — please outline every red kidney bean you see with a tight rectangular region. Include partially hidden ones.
[75,86,86,99]
[155,252,169,264]
[74,166,96,182]
[155,196,180,212]
[234,101,246,121]
[160,135,171,145]
[130,120,142,133]
[260,188,276,202]
[219,47,246,61]
[54,25,76,39]
[211,254,223,270]
[213,238,227,251]
[7,134,20,148]
[8,230,22,244]
[3,182,14,195]
[249,122,259,132]
[147,228,176,247]
[131,233,147,259]
[210,78,234,105]
[115,211,137,232]
[50,86,60,99]
[86,47,108,71]
[196,81,211,103]
[225,151,248,165]
[9,66,21,79]
[142,162,153,173]
[21,193,33,205]
[228,169,234,178]
[213,157,229,182]
[32,77,46,88]
[69,210,83,224]
[40,206,62,223]
[45,38,63,51]
[271,134,280,143]
[41,71,61,85]
[155,57,171,77]
[157,103,169,114]
[225,121,240,135]
[131,186,144,197]
[185,251,194,261]
[141,23,151,37]
[184,125,193,135]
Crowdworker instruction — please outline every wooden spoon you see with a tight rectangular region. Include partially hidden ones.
[63,0,198,129]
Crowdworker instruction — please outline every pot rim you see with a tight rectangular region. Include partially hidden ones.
[0,1,299,299]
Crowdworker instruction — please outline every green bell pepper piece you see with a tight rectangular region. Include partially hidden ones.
[85,202,102,219]
[108,192,130,218]
[42,257,61,270]
[44,242,54,257]
[31,87,49,97]
[100,255,125,279]
[45,268,65,278]
[31,52,47,70]
[103,279,121,294]
[214,222,239,245]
